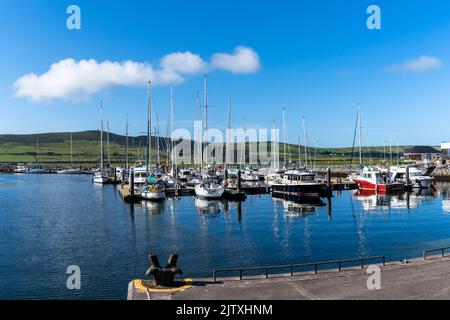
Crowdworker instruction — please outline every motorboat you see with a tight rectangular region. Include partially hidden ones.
[390,165,434,189]
[271,169,326,198]
[350,166,404,193]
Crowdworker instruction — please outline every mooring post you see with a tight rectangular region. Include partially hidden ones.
[224,169,229,187]
[406,165,410,186]
[130,168,135,196]
[326,167,331,187]
[237,169,242,193]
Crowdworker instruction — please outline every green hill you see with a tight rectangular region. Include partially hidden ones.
[0,130,415,166]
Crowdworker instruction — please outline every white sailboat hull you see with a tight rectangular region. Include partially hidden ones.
[195,184,225,199]
[93,175,110,184]
[57,169,82,174]
[141,190,166,201]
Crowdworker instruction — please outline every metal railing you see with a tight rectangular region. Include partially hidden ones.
[423,246,450,260]
[213,256,386,282]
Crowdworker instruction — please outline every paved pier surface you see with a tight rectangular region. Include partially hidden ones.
[129,256,450,300]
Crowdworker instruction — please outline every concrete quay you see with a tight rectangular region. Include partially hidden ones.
[128,255,450,300]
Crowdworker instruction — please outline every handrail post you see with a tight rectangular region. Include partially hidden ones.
[290,265,293,276]
[382,256,386,266]
[239,270,242,280]
[265,268,268,279]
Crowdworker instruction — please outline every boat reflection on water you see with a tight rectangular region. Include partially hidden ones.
[141,200,164,214]
[195,198,227,215]
[274,196,325,218]
[440,184,450,213]
[354,188,437,211]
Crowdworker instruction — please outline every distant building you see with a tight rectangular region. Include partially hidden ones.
[403,146,440,162]
[441,142,450,159]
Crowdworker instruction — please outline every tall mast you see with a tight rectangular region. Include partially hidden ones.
[36,136,40,165]
[282,108,287,169]
[227,97,232,130]
[204,75,208,139]
[107,121,111,166]
[242,117,246,168]
[100,101,104,173]
[125,114,129,171]
[146,81,152,176]
[156,113,160,167]
[358,106,362,166]
[201,74,208,172]
[196,88,201,166]
[272,120,279,170]
[297,136,301,167]
[303,116,308,170]
[170,85,175,177]
[70,133,73,166]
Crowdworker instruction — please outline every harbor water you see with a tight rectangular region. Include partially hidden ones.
[1,174,450,299]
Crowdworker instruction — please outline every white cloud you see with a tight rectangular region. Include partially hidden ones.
[211,46,261,74]
[385,56,442,73]
[14,46,260,102]
[159,51,207,75]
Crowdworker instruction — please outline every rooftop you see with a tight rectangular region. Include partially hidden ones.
[404,146,440,154]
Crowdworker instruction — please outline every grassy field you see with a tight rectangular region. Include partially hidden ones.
[0,130,417,166]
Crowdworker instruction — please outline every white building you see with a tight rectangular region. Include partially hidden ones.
[442,142,450,158]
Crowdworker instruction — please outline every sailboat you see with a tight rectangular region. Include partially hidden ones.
[57,133,82,174]
[27,136,47,174]
[195,74,225,200]
[349,107,404,193]
[93,102,111,184]
[141,81,165,201]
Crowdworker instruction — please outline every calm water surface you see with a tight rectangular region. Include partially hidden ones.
[1,174,450,299]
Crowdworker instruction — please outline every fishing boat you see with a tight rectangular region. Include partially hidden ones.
[351,166,404,193]
[93,102,110,184]
[271,169,326,198]
[348,106,404,193]
[194,75,225,199]
[390,165,434,189]
[141,81,165,201]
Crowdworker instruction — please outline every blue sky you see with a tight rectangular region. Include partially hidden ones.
[1,0,450,147]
